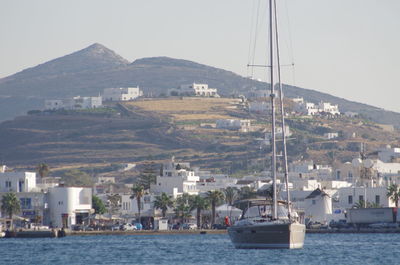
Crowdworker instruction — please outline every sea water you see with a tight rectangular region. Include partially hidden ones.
[1,233,399,265]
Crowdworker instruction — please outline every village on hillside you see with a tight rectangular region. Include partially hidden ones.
[2,83,400,234]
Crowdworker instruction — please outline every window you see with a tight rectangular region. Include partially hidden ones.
[336,171,341,180]
[375,195,380,205]
[359,195,364,202]
[312,200,316,205]
[20,198,32,209]
[5,181,11,188]
[348,195,353,204]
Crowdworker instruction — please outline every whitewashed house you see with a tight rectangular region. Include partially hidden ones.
[45,96,102,110]
[337,187,394,209]
[120,194,162,218]
[103,87,143,101]
[150,159,199,196]
[170,83,219,97]
[293,100,340,116]
[48,186,92,228]
[317,102,340,115]
[0,169,36,193]
[323,132,339,140]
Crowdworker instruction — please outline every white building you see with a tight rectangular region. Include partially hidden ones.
[120,193,168,218]
[323,132,339,140]
[170,83,219,97]
[304,188,332,224]
[0,170,36,193]
[48,186,92,228]
[265,125,292,141]
[291,97,304,104]
[317,102,340,115]
[103,87,143,101]
[378,145,400,163]
[293,100,340,116]
[337,187,394,209]
[150,159,199,196]
[216,119,251,132]
[45,96,102,110]
[289,160,333,180]
[335,158,400,187]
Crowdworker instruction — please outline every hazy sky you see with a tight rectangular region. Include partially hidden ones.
[1,0,399,112]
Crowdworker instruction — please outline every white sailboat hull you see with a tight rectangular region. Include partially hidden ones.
[228,222,305,249]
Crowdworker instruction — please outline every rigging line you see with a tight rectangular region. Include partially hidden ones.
[250,0,262,79]
[246,0,257,78]
[274,0,291,216]
[284,0,296,86]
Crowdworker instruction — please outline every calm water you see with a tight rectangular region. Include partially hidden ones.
[1,233,399,265]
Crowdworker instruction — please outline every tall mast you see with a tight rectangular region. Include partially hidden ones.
[273,0,291,217]
[269,0,277,220]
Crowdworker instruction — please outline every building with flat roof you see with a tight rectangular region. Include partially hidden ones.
[103,87,143,101]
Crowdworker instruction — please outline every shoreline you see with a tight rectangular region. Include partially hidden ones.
[67,229,227,236]
[66,228,400,236]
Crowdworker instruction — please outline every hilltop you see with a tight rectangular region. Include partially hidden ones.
[1,43,400,127]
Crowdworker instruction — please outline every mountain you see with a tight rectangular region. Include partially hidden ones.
[0,43,400,127]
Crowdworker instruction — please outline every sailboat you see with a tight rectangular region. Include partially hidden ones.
[227,0,306,249]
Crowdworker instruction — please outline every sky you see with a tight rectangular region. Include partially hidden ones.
[1,0,399,112]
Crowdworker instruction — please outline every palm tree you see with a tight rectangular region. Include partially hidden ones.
[190,195,209,228]
[353,200,366,209]
[223,187,238,224]
[1,193,21,229]
[153,192,174,218]
[206,190,224,225]
[223,187,238,206]
[36,163,49,179]
[174,193,192,224]
[387,184,400,207]
[131,184,145,220]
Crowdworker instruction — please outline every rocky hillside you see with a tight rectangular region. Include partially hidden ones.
[1,43,400,127]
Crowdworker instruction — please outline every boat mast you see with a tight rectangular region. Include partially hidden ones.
[268,0,278,220]
[273,0,291,217]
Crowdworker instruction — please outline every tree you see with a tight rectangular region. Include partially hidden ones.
[353,200,367,209]
[106,194,121,215]
[387,184,400,207]
[1,193,21,229]
[190,195,209,229]
[92,195,106,214]
[36,163,49,178]
[206,190,224,225]
[223,187,238,223]
[153,192,174,218]
[238,186,257,200]
[137,163,157,190]
[223,187,238,206]
[131,184,145,220]
[174,193,192,224]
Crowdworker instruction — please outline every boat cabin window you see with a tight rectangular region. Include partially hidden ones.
[242,205,289,219]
